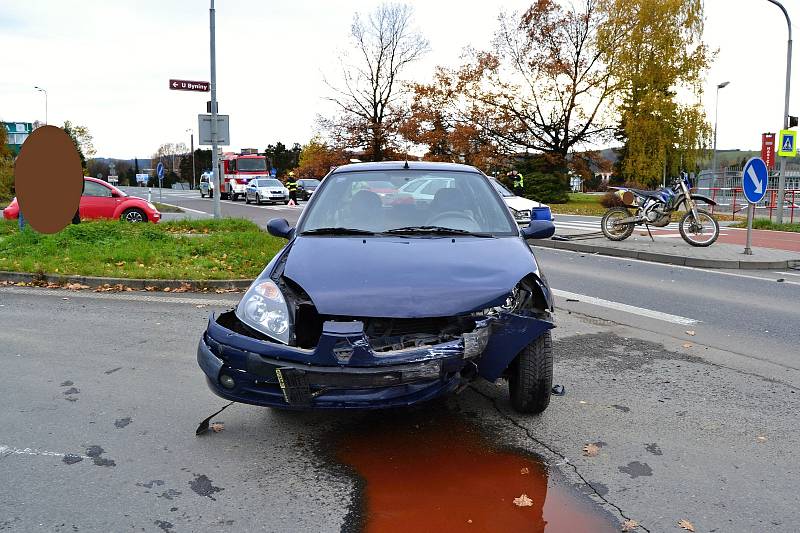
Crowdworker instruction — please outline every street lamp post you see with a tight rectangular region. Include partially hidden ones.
[186,128,196,189]
[34,86,47,125]
[767,0,792,224]
[711,81,730,175]
[210,0,221,219]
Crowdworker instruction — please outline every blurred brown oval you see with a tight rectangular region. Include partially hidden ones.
[15,125,83,234]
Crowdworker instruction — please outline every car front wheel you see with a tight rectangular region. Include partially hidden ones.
[121,208,147,223]
[508,330,553,414]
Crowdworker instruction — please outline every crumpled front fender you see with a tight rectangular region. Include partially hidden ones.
[476,312,554,381]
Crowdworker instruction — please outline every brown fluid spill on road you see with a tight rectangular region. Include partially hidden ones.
[336,411,617,533]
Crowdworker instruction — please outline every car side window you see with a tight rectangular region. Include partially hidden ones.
[83,181,112,197]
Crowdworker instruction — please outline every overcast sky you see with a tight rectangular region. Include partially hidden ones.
[1,0,797,158]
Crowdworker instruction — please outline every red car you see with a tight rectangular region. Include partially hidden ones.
[3,177,161,223]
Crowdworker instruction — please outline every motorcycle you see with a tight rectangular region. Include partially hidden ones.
[601,173,720,247]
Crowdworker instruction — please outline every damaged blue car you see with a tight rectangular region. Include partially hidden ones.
[197,162,556,414]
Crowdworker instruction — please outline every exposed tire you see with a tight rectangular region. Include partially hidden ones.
[601,207,635,241]
[121,208,147,223]
[283,200,289,205]
[245,194,251,204]
[200,191,206,198]
[508,330,553,414]
[256,194,261,205]
[679,209,719,247]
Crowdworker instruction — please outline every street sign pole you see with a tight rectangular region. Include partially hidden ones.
[767,0,792,223]
[744,203,755,255]
[742,157,769,255]
[210,0,221,220]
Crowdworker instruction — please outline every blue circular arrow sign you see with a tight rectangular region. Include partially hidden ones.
[742,157,768,204]
[156,162,165,179]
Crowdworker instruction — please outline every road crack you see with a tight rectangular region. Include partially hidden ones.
[469,385,652,533]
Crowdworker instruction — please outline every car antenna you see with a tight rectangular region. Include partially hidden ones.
[403,159,409,169]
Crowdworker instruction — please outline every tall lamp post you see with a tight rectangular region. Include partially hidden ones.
[711,81,730,175]
[766,0,792,223]
[33,86,47,125]
[186,128,196,189]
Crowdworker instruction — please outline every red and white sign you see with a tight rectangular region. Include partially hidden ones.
[761,133,776,170]
[169,79,210,92]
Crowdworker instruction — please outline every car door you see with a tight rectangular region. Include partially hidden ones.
[80,180,119,219]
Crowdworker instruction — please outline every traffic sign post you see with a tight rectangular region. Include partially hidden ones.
[169,79,210,92]
[156,162,165,204]
[742,157,769,255]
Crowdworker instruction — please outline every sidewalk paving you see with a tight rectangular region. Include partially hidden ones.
[533,227,800,269]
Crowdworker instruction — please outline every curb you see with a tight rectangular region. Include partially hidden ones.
[0,270,253,290]
[531,240,800,270]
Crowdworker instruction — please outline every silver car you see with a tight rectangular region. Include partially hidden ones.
[245,178,289,205]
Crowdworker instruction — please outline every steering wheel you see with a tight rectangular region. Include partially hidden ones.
[426,211,476,226]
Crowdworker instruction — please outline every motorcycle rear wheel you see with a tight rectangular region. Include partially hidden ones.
[601,207,635,241]
[679,209,719,247]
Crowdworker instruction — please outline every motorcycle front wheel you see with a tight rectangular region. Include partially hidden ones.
[601,207,635,241]
[679,209,719,247]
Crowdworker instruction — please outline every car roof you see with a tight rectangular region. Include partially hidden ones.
[330,161,482,174]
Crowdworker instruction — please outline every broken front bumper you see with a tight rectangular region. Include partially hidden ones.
[197,311,552,409]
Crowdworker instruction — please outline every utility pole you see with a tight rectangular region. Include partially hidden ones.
[767,0,792,223]
[210,0,221,219]
[712,81,730,175]
[187,128,196,190]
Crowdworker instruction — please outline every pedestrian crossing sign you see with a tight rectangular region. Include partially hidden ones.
[778,129,797,157]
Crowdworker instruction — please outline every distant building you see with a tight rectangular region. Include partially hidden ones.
[3,122,33,155]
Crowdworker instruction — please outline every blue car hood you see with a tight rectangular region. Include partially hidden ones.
[281,236,539,318]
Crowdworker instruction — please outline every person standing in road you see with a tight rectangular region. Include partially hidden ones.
[286,171,298,206]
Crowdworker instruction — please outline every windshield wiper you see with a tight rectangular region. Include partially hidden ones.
[385,226,494,237]
[300,227,376,235]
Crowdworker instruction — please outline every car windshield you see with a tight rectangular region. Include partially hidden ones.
[490,179,514,198]
[257,179,282,187]
[299,169,517,236]
[237,158,267,172]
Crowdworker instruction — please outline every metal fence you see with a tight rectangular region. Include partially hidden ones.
[695,167,800,222]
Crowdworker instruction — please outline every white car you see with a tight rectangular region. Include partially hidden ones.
[245,178,290,205]
[489,177,551,224]
[392,176,454,204]
[199,172,214,198]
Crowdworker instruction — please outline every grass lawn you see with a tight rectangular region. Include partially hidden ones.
[0,218,285,279]
[730,219,800,232]
[549,193,607,216]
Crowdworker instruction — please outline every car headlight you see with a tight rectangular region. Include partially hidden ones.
[235,278,291,344]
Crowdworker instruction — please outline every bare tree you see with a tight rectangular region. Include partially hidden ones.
[456,0,624,172]
[324,3,429,161]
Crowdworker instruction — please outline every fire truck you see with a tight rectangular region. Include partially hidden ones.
[218,150,270,200]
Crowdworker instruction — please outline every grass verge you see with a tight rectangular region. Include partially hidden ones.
[549,193,607,216]
[0,218,284,279]
[153,202,184,213]
[730,219,800,232]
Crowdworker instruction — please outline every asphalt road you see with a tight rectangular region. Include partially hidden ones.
[2,274,799,532]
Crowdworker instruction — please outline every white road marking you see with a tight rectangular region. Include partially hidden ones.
[0,286,240,306]
[0,445,89,461]
[156,202,210,215]
[551,288,699,325]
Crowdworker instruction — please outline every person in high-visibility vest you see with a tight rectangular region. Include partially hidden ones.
[286,171,298,205]
[507,170,524,196]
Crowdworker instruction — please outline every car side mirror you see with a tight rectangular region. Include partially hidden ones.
[520,220,555,240]
[267,218,294,239]
[111,191,121,198]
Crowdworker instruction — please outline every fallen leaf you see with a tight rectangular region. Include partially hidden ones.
[163,287,172,292]
[61,297,69,301]
[682,343,693,349]
[210,422,224,433]
[583,443,600,457]
[196,304,208,309]
[520,467,529,475]
[115,261,125,266]
[678,519,695,531]
[138,263,145,267]
[621,519,639,531]
[685,330,695,336]
[513,494,533,507]
[579,400,588,404]
[756,435,767,443]
[145,286,157,291]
